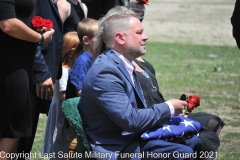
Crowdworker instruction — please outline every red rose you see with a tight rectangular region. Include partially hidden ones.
[182,95,200,114]
[187,95,200,108]
[31,16,44,29]
[42,19,53,29]
[137,0,148,5]
[31,16,53,30]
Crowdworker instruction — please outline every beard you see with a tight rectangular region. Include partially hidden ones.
[125,43,146,58]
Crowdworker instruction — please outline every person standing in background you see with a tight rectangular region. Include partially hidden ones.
[63,0,88,33]
[17,0,88,157]
[42,31,81,157]
[0,0,54,158]
[42,0,88,157]
[17,0,64,156]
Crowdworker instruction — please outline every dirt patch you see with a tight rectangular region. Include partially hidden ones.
[142,0,237,46]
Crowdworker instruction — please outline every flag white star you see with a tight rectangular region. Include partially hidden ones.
[181,120,195,128]
[162,124,172,132]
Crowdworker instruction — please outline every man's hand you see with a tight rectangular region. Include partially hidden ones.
[36,78,54,99]
[167,99,187,116]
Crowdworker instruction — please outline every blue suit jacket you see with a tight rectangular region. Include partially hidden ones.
[79,49,171,160]
[33,0,63,83]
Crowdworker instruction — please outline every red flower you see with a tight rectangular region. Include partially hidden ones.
[188,95,200,108]
[31,16,53,30]
[31,16,43,29]
[182,95,200,114]
[42,19,53,29]
[137,0,148,5]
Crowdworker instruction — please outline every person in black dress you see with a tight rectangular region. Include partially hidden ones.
[133,57,165,107]
[0,0,54,156]
[64,0,87,33]
[17,0,64,156]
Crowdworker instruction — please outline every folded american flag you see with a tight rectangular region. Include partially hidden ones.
[141,116,203,141]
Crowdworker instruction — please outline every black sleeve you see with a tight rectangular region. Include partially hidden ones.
[231,0,240,49]
[0,0,16,20]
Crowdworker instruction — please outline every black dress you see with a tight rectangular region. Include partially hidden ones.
[64,0,85,33]
[134,59,165,108]
[0,0,38,138]
[81,0,124,20]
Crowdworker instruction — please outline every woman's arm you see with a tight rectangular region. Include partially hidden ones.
[0,18,54,44]
[80,2,88,18]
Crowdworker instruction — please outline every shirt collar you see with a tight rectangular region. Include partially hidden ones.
[112,49,135,83]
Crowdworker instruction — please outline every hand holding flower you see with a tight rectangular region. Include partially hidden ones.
[31,16,54,44]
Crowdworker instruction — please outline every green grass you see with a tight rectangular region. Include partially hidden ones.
[31,114,47,160]
[33,42,240,159]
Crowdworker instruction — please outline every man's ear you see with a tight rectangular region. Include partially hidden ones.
[82,36,89,45]
[115,32,125,45]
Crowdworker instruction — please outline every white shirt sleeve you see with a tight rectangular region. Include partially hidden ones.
[165,101,175,117]
[59,68,69,92]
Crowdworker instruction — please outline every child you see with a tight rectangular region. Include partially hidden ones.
[66,18,99,98]
[65,18,98,157]
[42,31,81,155]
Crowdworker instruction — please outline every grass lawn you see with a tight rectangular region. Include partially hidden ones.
[32,42,240,160]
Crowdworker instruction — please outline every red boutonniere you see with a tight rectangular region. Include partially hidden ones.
[137,0,148,5]
[180,94,200,114]
[31,16,53,30]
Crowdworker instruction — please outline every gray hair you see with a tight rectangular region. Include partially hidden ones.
[93,6,140,56]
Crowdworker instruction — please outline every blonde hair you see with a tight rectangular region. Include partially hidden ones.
[77,18,99,45]
[62,31,81,68]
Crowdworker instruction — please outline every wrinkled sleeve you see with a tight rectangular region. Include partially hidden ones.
[69,61,88,91]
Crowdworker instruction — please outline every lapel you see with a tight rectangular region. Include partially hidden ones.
[106,50,133,86]
[49,0,62,23]
[105,50,146,108]
[133,72,147,108]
